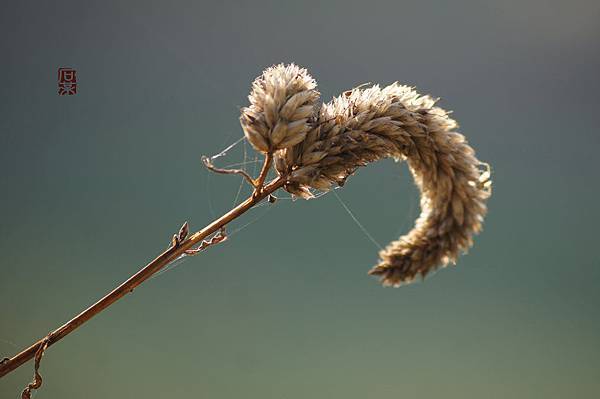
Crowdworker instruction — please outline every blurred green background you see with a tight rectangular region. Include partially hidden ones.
[1,0,599,398]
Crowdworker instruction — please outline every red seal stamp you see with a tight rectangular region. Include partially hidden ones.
[58,67,77,95]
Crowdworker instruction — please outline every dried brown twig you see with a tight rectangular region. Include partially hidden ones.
[0,170,284,384]
[0,63,491,395]
[20,337,48,399]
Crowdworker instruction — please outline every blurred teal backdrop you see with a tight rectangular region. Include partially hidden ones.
[1,1,599,398]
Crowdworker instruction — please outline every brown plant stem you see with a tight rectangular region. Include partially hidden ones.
[0,175,286,380]
[201,155,257,188]
[253,152,273,196]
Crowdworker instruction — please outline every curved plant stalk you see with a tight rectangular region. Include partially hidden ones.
[0,63,491,397]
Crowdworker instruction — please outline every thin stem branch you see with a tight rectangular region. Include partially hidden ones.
[253,152,273,197]
[201,155,257,188]
[0,175,285,379]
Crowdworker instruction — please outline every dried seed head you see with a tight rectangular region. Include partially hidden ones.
[240,64,320,152]
[274,79,491,287]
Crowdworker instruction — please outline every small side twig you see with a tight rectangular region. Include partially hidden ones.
[201,155,257,188]
[184,227,227,255]
[21,336,49,399]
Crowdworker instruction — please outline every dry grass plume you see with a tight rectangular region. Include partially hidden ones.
[242,64,492,286]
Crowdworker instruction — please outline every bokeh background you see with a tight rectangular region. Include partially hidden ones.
[1,1,599,398]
